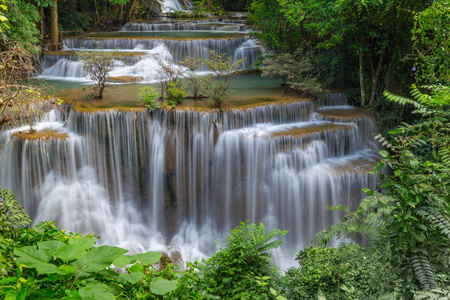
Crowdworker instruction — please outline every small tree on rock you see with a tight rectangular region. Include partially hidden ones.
[178,56,207,100]
[204,50,244,109]
[261,52,323,97]
[76,47,120,99]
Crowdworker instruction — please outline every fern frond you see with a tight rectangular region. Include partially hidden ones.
[416,207,450,239]
[384,89,425,110]
[411,255,438,291]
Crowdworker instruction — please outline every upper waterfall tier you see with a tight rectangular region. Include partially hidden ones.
[120,20,250,32]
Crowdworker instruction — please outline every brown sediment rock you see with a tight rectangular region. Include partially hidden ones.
[316,107,367,121]
[12,129,69,141]
[270,123,354,138]
[109,76,144,83]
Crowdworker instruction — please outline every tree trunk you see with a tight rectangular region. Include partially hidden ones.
[119,5,124,21]
[40,0,44,45]
[369,50,385,106]
[94,0,99,26]
[50,0,59,50]
[124,0,137,23]
[358,51,366,107]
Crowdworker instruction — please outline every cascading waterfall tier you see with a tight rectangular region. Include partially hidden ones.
[0,97,379,269]
[120,20,249,32]
[40,35,263,80]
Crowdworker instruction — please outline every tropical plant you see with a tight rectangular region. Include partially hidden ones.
[412,0,450,84]
[203,222,287,299]
[281,243,400,299]
[313,85,450,295]
[0,187,31,239]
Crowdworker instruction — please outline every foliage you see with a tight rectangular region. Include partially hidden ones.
[313,85,450,294]
[178,56,207,100]
[0,188,31,239]
[76,48,121,99]
[0,197,180,300]
[139,86,161,112]
[203,222,287,299]
[0,0,40,52]
[412,0,450,84]
[261,52,323,97]
[165,80,187,107]
[249,0,435,107]
[1,238,179,299]
[157,58,183,101]
[0,42,47,130]
[204,50,244,109]
[281,243,400,299]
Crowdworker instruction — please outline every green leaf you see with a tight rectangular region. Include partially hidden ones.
[128,263,144,273]
[57,265,77,275]
[14,246,57,274]
[54,245,86,262]
[71,246,128,273]
[37,240,66,257]
[68,238,96,250]
[112,255,130,268]
[119,272,144,284]
[150,277,179,295]
[133,251,162,265]
[379,150,389,158]
[78,282,115,300]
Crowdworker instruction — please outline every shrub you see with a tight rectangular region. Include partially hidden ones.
[165,80,187,107]
[203,222,287,299]
[0,187,31,239]
[76,46,121,99]
[178,56,207,100]
[282,243,399,300]
[204,50,244,109]
[139,86,161,112]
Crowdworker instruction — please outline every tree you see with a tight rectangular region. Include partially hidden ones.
[50,0,59,50]
[157,58,184,101]
[412,0,450,84]
[204,50,244,109]
[261,52,322,97]
[0,43,47,130]
[178,56,207,100]
[76,49,120,99]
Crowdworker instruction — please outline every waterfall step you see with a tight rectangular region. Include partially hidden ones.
[120,21,250,32]
[323,150,380,174]
[266,121,355,139]
[68,31,248,40]
[315,106,368,121]
[42,50,149,57]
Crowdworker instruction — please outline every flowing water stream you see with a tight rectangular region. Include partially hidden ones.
[0,16,379,269]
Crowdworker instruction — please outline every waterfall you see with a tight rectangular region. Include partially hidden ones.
[0,98,379,268]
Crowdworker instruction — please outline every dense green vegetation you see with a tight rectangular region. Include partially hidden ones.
[1,0,449,298]
[249,0,449,130]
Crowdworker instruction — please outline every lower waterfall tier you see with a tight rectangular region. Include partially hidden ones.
[0,98,379,269]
